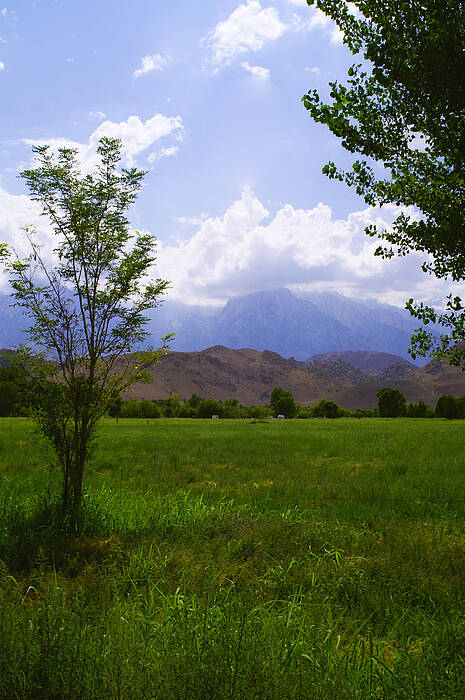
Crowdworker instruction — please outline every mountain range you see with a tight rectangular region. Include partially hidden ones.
[146,288,427,362]
[0,287,430,363]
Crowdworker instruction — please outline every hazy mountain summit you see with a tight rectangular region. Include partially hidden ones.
[0,288,425,362]
[146,288,425,362]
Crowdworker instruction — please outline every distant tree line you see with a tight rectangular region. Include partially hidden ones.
[110,387,465,420]
[375,387,465,419]
[2,370,464,421]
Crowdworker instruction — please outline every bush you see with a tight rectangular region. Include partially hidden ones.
[139,400,161,418]
[120,399,161,418]
[121,399,141,418]
[247,405,270,419]
[295,408,314,419]
[311,399,342,418]
[350,407,378,419]
[406,400,435,418]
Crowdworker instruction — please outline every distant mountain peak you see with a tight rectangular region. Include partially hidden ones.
[0,287,430,364]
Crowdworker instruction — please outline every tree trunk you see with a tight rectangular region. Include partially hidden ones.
[72,457,85,507]
[62,472,72,512]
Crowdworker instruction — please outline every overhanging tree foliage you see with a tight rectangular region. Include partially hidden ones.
[1,137,170,510]
[302,0,465,365]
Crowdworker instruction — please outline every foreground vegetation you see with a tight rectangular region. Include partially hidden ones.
[1,417,465,698]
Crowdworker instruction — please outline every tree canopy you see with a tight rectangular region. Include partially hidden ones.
[270,387,296,418]
[377,387,406,418]
[303,0,465,365]
[435,394,465,420]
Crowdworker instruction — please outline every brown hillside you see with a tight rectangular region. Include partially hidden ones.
[308,350,417,373]
[126,345,343,405]
[126,345,465,409]
[329,360,465,409]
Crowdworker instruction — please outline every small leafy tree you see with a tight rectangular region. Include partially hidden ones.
[270,387,296,418]
[197,398,223,418]
[377,387,406,418]
[188,393,202,410]
[108,394,123,419]
[177,400,197,418]
[164,393,181,417]
[2,138,170,512]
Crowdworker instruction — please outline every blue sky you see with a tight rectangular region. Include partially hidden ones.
[0,0,456,308]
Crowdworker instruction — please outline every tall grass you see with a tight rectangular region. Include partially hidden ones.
[0,417,464,698]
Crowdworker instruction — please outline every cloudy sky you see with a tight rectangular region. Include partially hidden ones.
[0,0,455,308]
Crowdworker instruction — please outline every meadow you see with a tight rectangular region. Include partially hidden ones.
[0,416,464,698]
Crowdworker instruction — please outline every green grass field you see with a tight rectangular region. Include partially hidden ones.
[1,417,465,698]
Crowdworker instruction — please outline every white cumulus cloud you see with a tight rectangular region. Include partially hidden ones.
[241,61,270,79]
[133,53,168,78]
[285,1,346,43]
[173,213,210,226]
[157,190,459,307]
[23,113,184,170]
[1,188,457,311]
[207,1,287,68]
[290,6,330,32]
[147,145,180,164]
[0,61,4,70]
[0,187,56,292]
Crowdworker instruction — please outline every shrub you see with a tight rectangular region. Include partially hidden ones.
[350,407,378,419]
[295,408,314,419]
[121,399,141,418]
[311,399,342,418]
[139,400,161,419]
[406,400,435,418]
[247,405,270,419]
